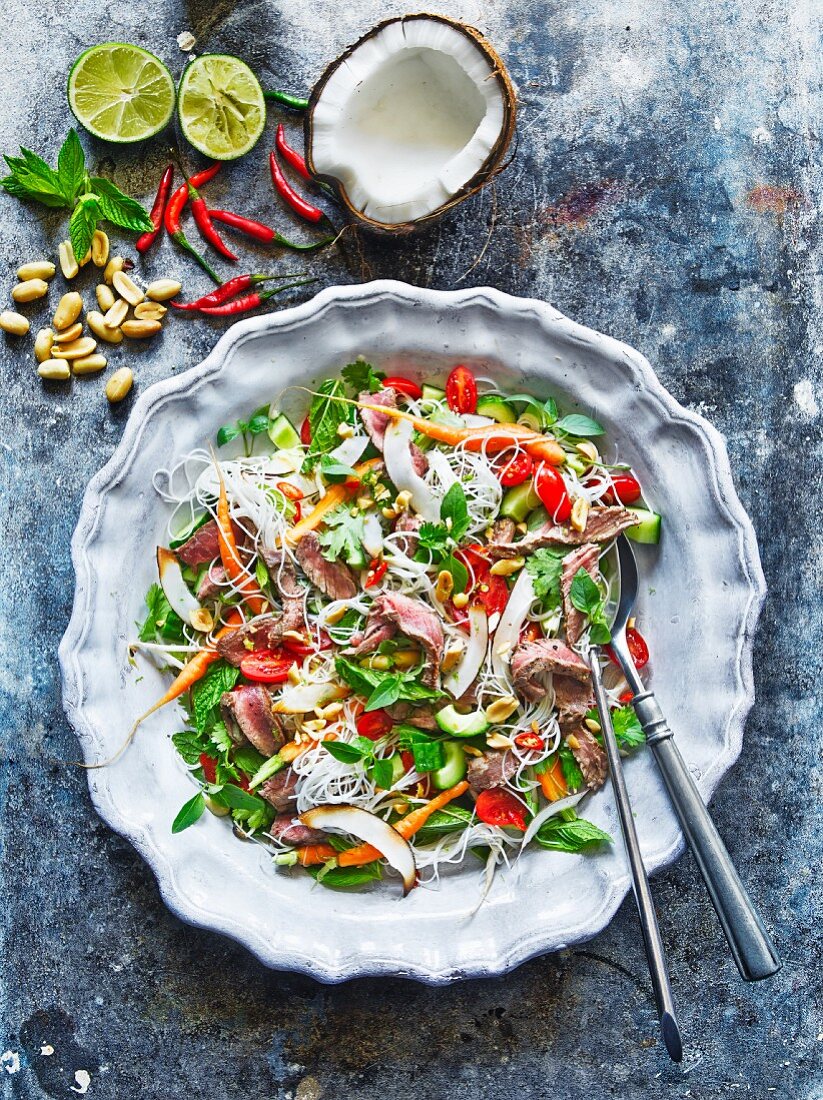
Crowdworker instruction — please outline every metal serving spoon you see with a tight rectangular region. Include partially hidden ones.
[588,649,683,1062]
[611,535,781,983]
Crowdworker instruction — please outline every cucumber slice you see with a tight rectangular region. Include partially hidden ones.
[431,741,468,790]
[267,413,302,450]
[421,384,445,402]
[564,454,588,476]
[476,395,517,423]
[625,508,662,544]
[526,505,550,532]
[501,481,541,522]
[435,705,490,738]
[389,753,406,786]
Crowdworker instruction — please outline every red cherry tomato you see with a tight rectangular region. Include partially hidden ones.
[495,451,534,487]
[445,364,478,414]
[475,789,528,831]
[356,709,394,741]
[240,649,295,683]
[618,690,635,704]
[606,627,650,671]
[604,473,642,505]
[520,621,543,644]
[281,630,333,657]
[454,546,509,617]
[514,731,544,752]
[382,376,422,400]
[199,753,218,784]
[534,463,572,522]
[300,416,311,445]
[365,558,388,587]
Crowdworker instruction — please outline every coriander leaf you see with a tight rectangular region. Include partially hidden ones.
[191,662,239,733]
[417,522,450,557]
[171,729,210,766]
[368,757,395,790]
[534,814,612,853]
[587,704,645,751]
[89,176,153,232]
[209,719,234,756]
[342,359,385,394]
[323,741,369,764]
[57,129,86,202]
[316,506,365,563]
[307,861,382,888]
[559,744,584,791]
[365,677,403,711]
[414,805,474,844]
[440,482,469,541]
[172,791,205,833]
[69,195,99,264]
[320,454,357,482]
[138,583,185,644]
[570,568,602,615]
[526,547,566,605]
[554,414,605,437]
[303,379,355,470]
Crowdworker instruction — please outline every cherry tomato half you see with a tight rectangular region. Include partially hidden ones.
[199,753,218,784]
[383,376,422,400]
[300,416,311,445]
[475,789,528,831]
[514,731,545,752]
[454,546,510,617]
[495,450,534,487]
[281,630,333,657]
[604,473,642,505]
[520,621,543,644]
[356,709,394,741]
[618,690,635,704]
[445,364,478,414]
[365,558,388,587]
[606,627,650,671]
[240,649,295,683]
[534,463,572,522]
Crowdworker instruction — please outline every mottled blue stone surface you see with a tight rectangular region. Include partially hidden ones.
[1,2,820,1097]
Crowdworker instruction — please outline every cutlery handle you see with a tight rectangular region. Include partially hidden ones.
[631,689,781,982]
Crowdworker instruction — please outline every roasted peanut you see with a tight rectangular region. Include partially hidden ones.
[103,299,128,328]
[53,321,83,344]
[72,353,107,375]
[336,421,355,439]
[112,270,144,306]
[37,359,71,380]
[485,696,520,723]
[392,649,420,670]
[104,255,125,284]
[146,278,182,301]
[190,608,214,632]
[34,327,54,361]
[78,246,92,267]
[323,604,348,626]
[584,717,601,733]
[452,591,469,610]
[95,283,116,312]
[86,310,124,344]
[486,732,515,750]
[53,291,83,330]
[18,260,55,281]
[105,367,133,403]
[394,489,413,513]
[570,497,589,533]
[359,655,392,671]
[58,240,79,279]
[51,336,97,360]
[0,310,30,335]
[91,230,110,267]
[489,556,525,576]
[440,641,465,674]
[134,301,166,321]
[434,569,454,601]
[12,278,49,302]
[121,318,161,339]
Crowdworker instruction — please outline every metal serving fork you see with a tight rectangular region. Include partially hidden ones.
[610,535,781,983]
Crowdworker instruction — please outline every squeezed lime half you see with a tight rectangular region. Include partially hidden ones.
[68,43,175,143]
[177,54,266,161]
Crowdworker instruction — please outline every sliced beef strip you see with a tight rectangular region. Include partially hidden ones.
[176,518,221,566]
[386,701,439,730]
[217,611,301,667]
[351,591,444,688]
[489,517,516,544]
[359,386,428,473]
[269,816,326,846]
[487,506,637,558]
[259,767,299,812]
[560,543,601,645]
[393,513,423,557]
[566,727,608,790]
[467,750,517,794]
[259,546,305,599]
[196,563,226,602]
[296,531,358,600]
[220,685,284,757]
[511,638,590,702]
[553,674,595,731]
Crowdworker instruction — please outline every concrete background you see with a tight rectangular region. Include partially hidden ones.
[1,1,820,1097]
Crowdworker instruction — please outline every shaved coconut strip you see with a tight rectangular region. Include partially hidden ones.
[300,804,416,894]
[272,682,350,714]
[329,434,370,467]
[521,791,587,849]
[444,606,488,699]
[156,547,202,627]
[361,512,383,558]
[383,418,440,521]
[491,569,536,684]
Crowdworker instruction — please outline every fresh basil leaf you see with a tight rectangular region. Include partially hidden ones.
[440,482,469,541]
[232,744,267,775]
[534,814,612,853]
[444,552,469,595]
[247,411,271,435]
[369,757,395,790]
[89,176,153,232]
[255,557,269,589]
[590,621,612,645]
[335,656,442,708]
[172,791,205,833]
[554,414,605,438]
[216,423,241,446]
[303,379,355,470]
[171,729,210,766]
[526,547,566,605]
[306,861,382,888]
[191,662,239,733]
[57,129,86,202]
[414,805,474,845]
[543,396,559,424]
[69,195,99,264]
[410,739,445,773]
[570,568,602,615]
[342,359,385,394]
[319,454,358,482]
[216,784,267,813]
[365,677,403,711]
[324,741,369,764]
[559,744,584,791]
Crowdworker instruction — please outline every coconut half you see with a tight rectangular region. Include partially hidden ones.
[305,14,516,232]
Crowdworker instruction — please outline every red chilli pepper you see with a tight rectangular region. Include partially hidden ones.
[197,278,318,317]
[300,416,312,445]
[208,208,334,252]
[163,181,222,285]
[365,559,388,587]
[136,164,173,253]
[270,150,327,225]
[514,731,545,752]
[275,123,311,180]
[189,182,237,262]
[170,274,293,311]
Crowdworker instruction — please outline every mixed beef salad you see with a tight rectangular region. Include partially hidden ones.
[134,361,661,894]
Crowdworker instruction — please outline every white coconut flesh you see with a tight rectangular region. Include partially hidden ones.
[309,18,511,227]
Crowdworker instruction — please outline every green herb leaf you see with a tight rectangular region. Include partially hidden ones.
[57,129,86,202]
[342,359,385,394]
[138,583,185,644]
[586,704,645,751]
[303,379,355,470]
[543,397,559,425]
[410,739,445,773]
[414,805,474,845]
[440,482,470,541]
[534,814,612,853]
[247,408,271,435]
[365,677,403,711]
[319,454,358,482]
[306,861,382,888]
[444,552,469,595]
[334,656,442,710]
[232,744,267,776]
[554,414,605,438]
[417,522,450,557]
[255,557,269,589]
[1,146,71,208]
[69,195,99,264]
[89,176,153,232]
[526,547,566,605]
[368,757,395,790]
[316,506,365,564]
[171,729,210,766]
[209,719,234,756]
[215,783,268,813]
[569,568,611,643]
[216,423,242,446]
[172,792,205,833]
[559,744,584,791]
[191,661,239,733]
[323,741,369,764]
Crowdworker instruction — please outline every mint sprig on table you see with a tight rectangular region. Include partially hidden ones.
[1,129,153,260]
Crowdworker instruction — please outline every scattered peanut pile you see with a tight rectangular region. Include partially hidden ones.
[0,231,180,403]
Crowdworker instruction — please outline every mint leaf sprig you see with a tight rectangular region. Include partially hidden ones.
[1,129,153,260]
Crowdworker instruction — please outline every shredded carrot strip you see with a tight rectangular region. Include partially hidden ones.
[215,465,267,615]
[286,457,383,545]
[538,757,568,801]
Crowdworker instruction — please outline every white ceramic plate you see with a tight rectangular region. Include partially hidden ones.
[59,281,765,984]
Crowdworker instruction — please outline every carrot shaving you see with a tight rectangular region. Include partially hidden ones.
[538,757,568,801]
[214,457,267,615]
[286,457,383,545]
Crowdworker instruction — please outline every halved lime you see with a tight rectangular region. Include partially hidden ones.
[177,55,266,161]
[68,43,175,143]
